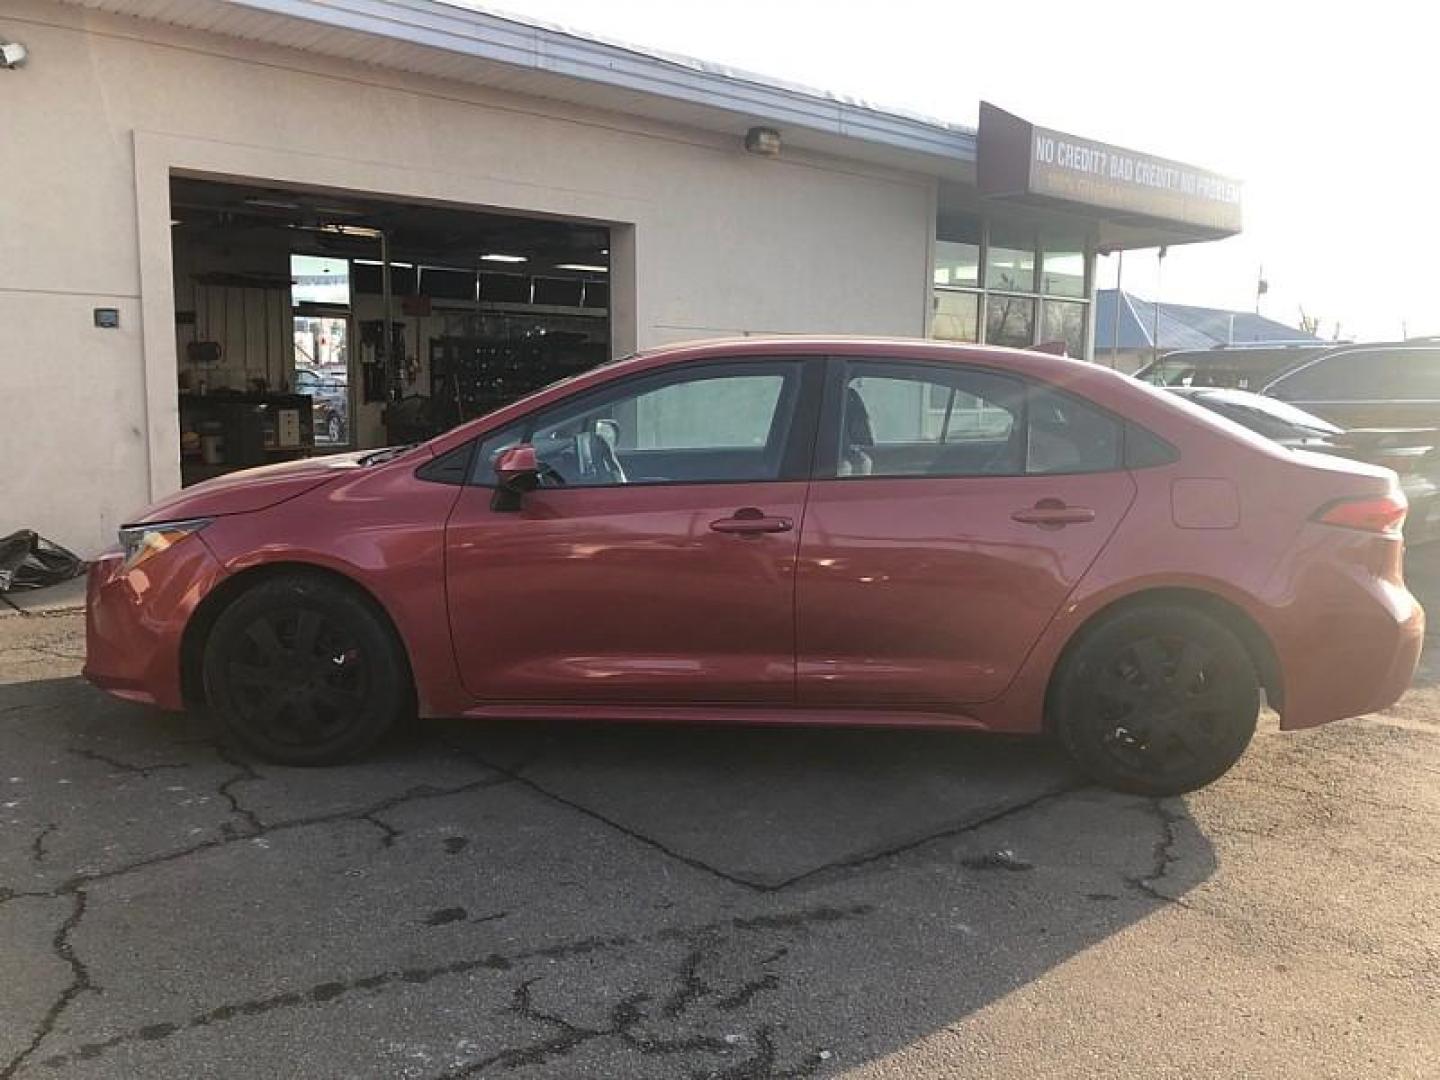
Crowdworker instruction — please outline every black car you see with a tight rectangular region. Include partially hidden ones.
[1168,386,1440,544]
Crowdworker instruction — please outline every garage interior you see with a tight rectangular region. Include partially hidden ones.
[168,177,611,485]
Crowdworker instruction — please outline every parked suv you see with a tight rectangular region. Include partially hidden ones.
[1262,345,1440,429]
[1138,343,1440,428]
[1137,345,1330,392]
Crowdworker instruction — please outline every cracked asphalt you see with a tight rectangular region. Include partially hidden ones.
[3,558,1439,1079]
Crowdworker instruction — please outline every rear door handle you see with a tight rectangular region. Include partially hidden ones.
[710,509,793,535]
[1011,501,1096,527]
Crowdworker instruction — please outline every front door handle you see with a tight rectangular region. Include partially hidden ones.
[710,508,794,535]
[1011,500,1096,527]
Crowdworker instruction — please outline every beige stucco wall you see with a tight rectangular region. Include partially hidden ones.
[0,1,934,555]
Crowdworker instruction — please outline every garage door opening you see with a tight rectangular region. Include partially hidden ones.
[168,177,612,485]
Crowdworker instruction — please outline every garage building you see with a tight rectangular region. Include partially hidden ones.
[1,0,1242,554]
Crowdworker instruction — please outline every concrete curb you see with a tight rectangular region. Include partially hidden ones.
[0,577,87,617]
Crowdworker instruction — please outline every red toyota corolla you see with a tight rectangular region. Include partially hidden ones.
[85,338,1423,794]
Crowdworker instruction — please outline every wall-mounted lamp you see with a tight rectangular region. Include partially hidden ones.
[0,40,28,69]
[744,126,782,158]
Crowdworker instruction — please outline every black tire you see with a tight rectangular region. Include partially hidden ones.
[202,574,409,765]
[1050,605,1259,796]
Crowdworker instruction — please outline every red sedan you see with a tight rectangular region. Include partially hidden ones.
[85,339,1424,795]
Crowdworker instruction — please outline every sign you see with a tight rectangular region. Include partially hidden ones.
[978,103,1242,237]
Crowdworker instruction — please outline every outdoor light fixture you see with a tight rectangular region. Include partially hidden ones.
[744,126,782,157]
[482,253,528,263]
[0,40,28,69]
[554,263,608,273]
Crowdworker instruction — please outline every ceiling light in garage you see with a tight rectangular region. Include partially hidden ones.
[316,223,383,239]
[482,253,528,263]
[555,263,608,273]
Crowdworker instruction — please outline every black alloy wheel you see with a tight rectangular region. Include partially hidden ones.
[203,575,408,764]
[1051,606,1260,795]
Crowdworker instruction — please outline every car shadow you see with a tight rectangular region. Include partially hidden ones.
[0,677,1215,1077]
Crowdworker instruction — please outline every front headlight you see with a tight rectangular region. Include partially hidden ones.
[117,518,212,572]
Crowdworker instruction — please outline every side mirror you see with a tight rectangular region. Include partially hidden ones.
[494,443,540,492]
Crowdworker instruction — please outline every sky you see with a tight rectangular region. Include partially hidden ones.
[460,0,1437,342]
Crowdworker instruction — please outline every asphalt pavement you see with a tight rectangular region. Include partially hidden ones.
[1,556,1437,1079]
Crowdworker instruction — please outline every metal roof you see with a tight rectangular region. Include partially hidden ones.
[64,0,979,171]
[1094,290,1320,352]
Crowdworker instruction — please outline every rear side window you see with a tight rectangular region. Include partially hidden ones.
[1269,348,1440,402]
[1026,386,1122,474]
[830,361,1123,478]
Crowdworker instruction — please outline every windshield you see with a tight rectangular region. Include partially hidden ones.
[1137,359,1196,386]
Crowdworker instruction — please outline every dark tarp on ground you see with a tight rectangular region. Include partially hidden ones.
[0,530,86,592]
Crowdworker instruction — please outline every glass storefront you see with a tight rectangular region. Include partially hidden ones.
[1042,299,1086,358]
[986,295,1035,348]
[931,290,980,343]
[931,215,1092,358]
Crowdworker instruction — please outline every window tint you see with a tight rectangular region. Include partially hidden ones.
[1270,349,1440,402]
[1026,386,1122,474]
[834,362,1121,478]
[572,374,784,450]
[471,363,800,487]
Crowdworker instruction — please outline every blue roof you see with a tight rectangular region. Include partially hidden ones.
[1093,290,1320,351]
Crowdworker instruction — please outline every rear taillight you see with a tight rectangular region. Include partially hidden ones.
[1314,492,1408,536]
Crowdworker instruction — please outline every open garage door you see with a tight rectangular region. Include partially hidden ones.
[168,177,612,485]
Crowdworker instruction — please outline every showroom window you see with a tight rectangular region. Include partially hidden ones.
[931,215,1092,359]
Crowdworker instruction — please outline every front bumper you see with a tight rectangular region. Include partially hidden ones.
[83,536,227,710]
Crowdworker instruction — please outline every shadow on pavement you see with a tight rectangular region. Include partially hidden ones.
[0,676,1214,1078]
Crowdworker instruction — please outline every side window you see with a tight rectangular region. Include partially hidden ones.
[471,362,801,487]
[471,420,527,483]
[551,373,785,452]
[1273,349,1440,402]
[1025,386,1122,474]
[832,362,1121,478]
[1269,355,1365,401]
[837,364,1023,477]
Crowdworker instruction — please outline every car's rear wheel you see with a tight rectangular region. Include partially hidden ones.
[202,574,408,764]
[1051,605,1259,795]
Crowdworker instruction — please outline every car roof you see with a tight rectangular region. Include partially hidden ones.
[1144,345,1331,370]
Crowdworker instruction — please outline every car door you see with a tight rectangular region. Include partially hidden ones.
[444,357,820,704]
[796,358,1137,707]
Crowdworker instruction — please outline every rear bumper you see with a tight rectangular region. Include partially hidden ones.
[83,538,227,710]
[1273,550,1424,730]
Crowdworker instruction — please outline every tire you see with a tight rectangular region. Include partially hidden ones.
[326,415,342,443]
[202,574,409,765]
[1050,605,1259,796]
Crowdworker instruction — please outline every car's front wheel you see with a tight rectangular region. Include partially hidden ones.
[202,574,409,764]
[1050,605,1260,795]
